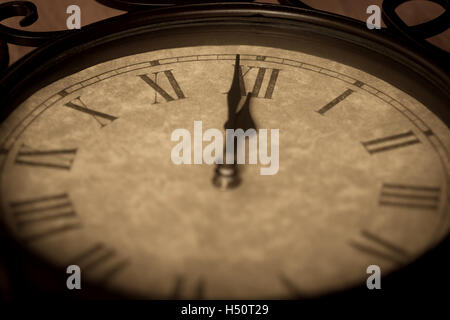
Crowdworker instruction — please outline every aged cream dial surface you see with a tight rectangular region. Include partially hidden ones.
[0,45,449,299]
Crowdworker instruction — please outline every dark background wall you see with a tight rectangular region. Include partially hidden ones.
[0,0,448,64]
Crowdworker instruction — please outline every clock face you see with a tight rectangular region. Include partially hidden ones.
[0,44,448,299]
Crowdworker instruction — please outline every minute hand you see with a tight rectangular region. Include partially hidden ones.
[225,54,256,131]
[213,54,256,190]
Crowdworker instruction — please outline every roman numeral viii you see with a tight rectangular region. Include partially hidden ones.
[15,144,77,170]
[379,183,440,210]
[138,70,186,104]
[239,65,280,99]
[362,131,420,154]
[10,193,81,242]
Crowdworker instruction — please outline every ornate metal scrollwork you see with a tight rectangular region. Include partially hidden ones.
[0,0,448,74]
[0,1,76,73]
[382,0,449,60]
[79,0,450,59]
[94,0,256,11]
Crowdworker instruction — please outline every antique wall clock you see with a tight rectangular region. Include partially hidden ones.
[0,0,448,301]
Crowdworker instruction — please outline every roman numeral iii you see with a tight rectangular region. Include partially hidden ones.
[15,144,77,170]
[138,70,186,104]
[361,131,420,154]
[10,193,81,242]
[379,183,440,210]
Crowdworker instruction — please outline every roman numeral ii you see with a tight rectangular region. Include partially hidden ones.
[362,131,420,154]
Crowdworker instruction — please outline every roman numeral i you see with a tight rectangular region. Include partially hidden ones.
[317,89,354,115]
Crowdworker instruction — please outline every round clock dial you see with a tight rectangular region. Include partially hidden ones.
[0,5,448,299]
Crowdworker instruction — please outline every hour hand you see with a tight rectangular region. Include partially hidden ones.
[234,92,256,132]
[213,93,255,191]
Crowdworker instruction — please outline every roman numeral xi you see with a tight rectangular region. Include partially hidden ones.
[138,70,186,104]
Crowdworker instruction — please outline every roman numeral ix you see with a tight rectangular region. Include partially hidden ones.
[15,144,77,170]
[10,193,81,242]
